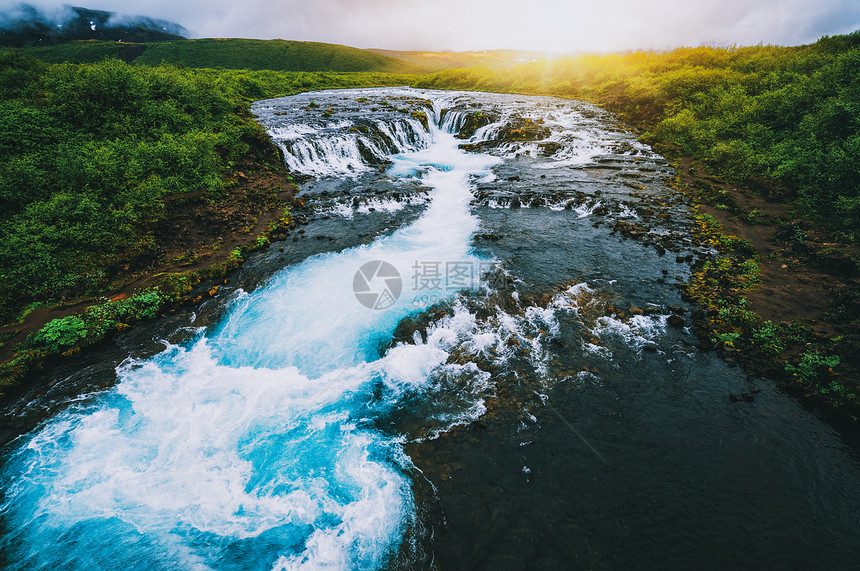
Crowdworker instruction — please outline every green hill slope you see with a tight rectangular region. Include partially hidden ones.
[22,38,429,73]
[21,40,145,64]
[368,48,557,70]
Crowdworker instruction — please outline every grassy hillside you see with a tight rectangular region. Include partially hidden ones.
[137,39,428,72]
[21,38,429,73]
[20,40,145,64]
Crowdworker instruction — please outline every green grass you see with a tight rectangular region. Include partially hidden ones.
[21,40,135,64]
[21,38,429,73]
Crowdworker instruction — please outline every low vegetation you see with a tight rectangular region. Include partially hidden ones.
[680,208,857,426]
[22,38,427,73]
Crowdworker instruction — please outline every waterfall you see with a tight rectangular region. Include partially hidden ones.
[0,89,502,570]
[268,115,432,178]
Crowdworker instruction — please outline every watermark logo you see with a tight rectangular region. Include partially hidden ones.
[353,260,403,310]
[355,259,510,310]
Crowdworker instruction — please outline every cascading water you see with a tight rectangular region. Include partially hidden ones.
[3,88,860,570]
[0,90,503,570]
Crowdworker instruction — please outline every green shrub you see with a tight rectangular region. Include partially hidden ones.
[786,351,841,383]
[0,54,417,322]
[27,316,88,353]
[752,321,785,355]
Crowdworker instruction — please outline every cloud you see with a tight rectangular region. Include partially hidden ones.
[1,0,858,51]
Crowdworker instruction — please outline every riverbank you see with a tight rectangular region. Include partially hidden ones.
[665,146,860,442]
[616,144,859,443]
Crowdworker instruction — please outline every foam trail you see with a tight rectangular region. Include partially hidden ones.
[0,94,499,570]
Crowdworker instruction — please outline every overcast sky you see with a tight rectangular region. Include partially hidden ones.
[6,0,860,52]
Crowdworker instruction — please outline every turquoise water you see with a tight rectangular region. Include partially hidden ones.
[0,117,499,569]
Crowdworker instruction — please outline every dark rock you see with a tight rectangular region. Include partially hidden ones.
[667,314,685,328]
[509,198,521,209]
[498,117,551,142]
[457,111,496,139]
[668,305,685,315]
[538,142,564,156]
[791,241,811,254]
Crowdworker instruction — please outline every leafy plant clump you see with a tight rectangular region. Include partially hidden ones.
[0,287,169,387]
[22,289,169,353]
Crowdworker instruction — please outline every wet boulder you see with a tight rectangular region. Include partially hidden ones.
[457,111,496,139]
[538,141,564,156]
[498,117,551,142]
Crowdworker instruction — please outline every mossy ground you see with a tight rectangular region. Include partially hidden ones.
[669,152,860,440]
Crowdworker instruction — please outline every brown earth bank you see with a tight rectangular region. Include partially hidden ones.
[679,157,855,335]
[657,146,860,443]
[0,133,297,366]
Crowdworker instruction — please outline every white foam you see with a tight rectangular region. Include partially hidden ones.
[592,314,669,353]
[1,93,502,569]
[270,117,431,179]
[268,123,322,140]
[319,195,431,219]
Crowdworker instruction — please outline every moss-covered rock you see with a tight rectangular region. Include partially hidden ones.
[457,111,496,139]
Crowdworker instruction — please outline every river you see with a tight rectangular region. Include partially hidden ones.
[1,88,859,570]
